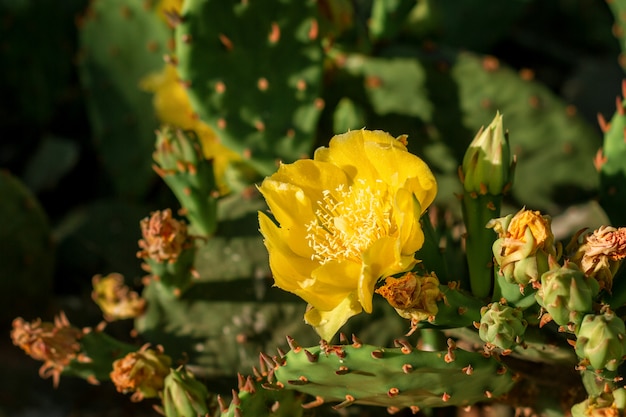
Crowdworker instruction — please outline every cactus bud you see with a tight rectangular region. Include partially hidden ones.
[478,302,527,350]
[91,273,146,321]
[575,310,626,371]
[461,112,512,196]
[536,262,599,331]
[569,226,626,292]
[110,344,172,402]
[488,208,557,289]
[375,272,443,331]
[162,366,210,417]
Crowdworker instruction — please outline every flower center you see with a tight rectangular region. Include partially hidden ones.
[305,179,394,264]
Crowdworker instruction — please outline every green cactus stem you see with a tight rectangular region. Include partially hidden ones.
[153,127,219,236]
[460,113,514,299]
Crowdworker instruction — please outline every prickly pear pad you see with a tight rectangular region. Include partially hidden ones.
[273,341,515,410]
[176,0,324,175]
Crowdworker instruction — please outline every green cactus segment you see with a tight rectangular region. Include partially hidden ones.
[597,82,626,226]
[272,341,515,410]
[176,0,324,175]
[368,0,418,42]
[219,374,304,417]
[536,263,599,331]
[63,330,137,382]
[77,0,170,197]
[607,0,626,74]
[153,127,218,236]
[478,302,527,350]
[575,310,626,372]
[0,171,54,322]
[420,284,484,329]
[162,366,211,417]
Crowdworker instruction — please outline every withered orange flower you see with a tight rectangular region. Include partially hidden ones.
[92,273,146,321]
[110,344,172,402]
[11,312,88,387]
[137,208,192,263]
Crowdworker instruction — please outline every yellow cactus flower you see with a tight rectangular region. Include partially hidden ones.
[140,64,239,194]
[92,273,146,321]
[258,129,437,340]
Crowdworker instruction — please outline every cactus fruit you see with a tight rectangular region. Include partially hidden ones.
[535,262,599,332]
[267,338,515,411]
[574,310,626,372]
[478,302,527,350]
[175,0,324,175]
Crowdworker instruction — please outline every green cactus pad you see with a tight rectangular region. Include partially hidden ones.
[271,340,515,410]
[176,0,324,175]
[77,0,170,197]
[0,171,54,322]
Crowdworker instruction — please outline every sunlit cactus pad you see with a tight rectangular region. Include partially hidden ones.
[267,338,515,411]
[176,0,324,174]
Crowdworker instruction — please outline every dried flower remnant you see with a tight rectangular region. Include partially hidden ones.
[110,344,172,402]
[569,226,626,291]
[92,273,146,321]
[11,312,88,387]
[376,272,442,333]
[137,208,192,263]
[488,208,558,289]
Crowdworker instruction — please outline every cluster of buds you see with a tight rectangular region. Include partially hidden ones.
[568,226,626,292]
[110,344,172,402]
[10,312,89,387]
[375,272,443,334]
[488,208,559,291]
[91,273,146,321]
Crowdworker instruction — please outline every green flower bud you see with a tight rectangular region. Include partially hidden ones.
[571,387,626,417]
[536,262,599,331]
[575,311,626,371]
[461,112,512,195]
[478,302,527,350]
[162,366,210,417]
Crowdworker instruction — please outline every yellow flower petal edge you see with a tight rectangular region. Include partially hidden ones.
[258,129,437,340]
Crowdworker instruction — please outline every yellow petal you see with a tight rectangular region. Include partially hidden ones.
[359,236,417,313]
[304,293,362,341]
[314,129,378,182]
[394,188,425,255]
